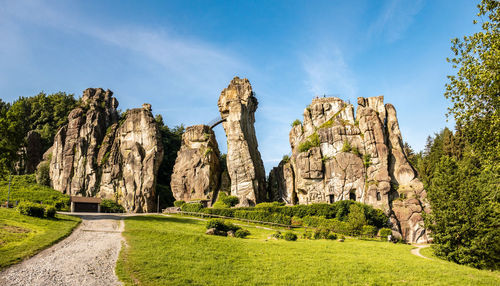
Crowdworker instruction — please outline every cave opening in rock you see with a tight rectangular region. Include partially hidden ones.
[349,190,356,201]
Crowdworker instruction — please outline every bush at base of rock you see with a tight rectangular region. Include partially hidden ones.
[181,202,204,212]
[173,200,185,207]
[235,229,250,238]
[100,199,125,213]
[17,201,46,218]
[284,231,298,241]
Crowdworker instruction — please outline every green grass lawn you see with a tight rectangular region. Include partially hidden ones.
[117,215,500,285]
[0,208,80,269]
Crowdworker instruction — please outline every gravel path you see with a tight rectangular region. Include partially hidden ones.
[0,213,125,286]
[411,244,431,259]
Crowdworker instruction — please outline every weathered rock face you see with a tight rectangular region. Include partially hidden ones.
[97,103,164,213]
[43,88,163,212]
[269,96,430,243]
[15,131,43,174]
[218,77,266,206]
[170,125,221,205]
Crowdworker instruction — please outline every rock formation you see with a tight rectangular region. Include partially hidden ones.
[42,88,163,212]
[170,125,221,205]
[218,77,267,206]
[269,96,430,243]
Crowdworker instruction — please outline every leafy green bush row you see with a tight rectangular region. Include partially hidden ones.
[237,201,388,228]
[17,201,56,218]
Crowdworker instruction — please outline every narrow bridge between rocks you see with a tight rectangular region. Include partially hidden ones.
[207,116,226,129]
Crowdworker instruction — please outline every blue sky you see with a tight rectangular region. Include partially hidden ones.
[0,0,480,172]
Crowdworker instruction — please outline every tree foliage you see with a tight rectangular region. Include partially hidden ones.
[445,0,499,162]
[0,92,77,178]
[155,115,185,209]
[417,1,500,269]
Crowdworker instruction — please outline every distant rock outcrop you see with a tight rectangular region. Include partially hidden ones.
[269,96,430,243]
[170,125,221,205]
[218,77,267,206]
[42,88,163,212]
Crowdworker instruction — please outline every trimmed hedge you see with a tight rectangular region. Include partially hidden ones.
[45,205,57,218]
[181,203,204,212]
[174,200,185,207]
[17,201,46,218]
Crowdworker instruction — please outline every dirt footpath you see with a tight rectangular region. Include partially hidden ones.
[0,213,124,286]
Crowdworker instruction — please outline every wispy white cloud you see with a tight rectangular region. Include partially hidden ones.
[368,0,425,43]
[301,44,357,100]
[1,1,246,97]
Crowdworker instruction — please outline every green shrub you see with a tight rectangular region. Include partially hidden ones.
[347,204,367,236]
[174,200,186,207]
[271,231,282,239]
[216,192,239,207]
[327,232,338,240]
[378,228,392,240]
[45,205,56,218]
[35,162,51,186]
[181,202,204,212]
[362,225,377,238]
[352,147,361,156]
[54,198,70,211]
[313,229,322,240]
[212,201,230,209]
[17,201,45,218]
[235,229,250,238]
[202,207,235,217]
[205,218,240,232]
[298,140,313,152]
[100,199,125,213]
[282,155,290,163]
[342,140,352,152]
[284,231,298,241]
[256,202,285,208]
[291,216,303,226]
[298,133,320,152]
[363,154,372,167]
[291,119,302,127]
[302,231,312,239]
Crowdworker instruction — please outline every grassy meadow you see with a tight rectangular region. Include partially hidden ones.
[116,215,500,285]
[0,175,69,207]
[0,208,80,269]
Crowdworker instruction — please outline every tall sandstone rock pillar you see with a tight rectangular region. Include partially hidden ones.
[170,125,221,205]
[218,77,266,206]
